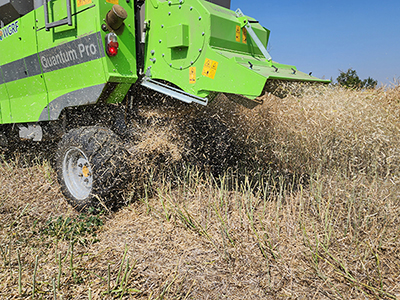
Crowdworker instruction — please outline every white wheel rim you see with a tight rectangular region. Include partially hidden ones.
[63,147,93,200]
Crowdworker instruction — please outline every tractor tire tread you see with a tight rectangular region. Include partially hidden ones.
[55,126,131,212]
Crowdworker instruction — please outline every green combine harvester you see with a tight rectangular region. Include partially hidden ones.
[0,0,329,210]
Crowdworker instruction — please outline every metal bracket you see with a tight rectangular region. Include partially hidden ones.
[44,0,72,31]
[235,8,272,62]
[141,67,208,106]
[18,124,43,141]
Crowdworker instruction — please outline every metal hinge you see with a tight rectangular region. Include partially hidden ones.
[236,8,272,62]
[141,67,208,106]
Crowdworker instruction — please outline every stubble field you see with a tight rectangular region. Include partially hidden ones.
[1,82,400,299]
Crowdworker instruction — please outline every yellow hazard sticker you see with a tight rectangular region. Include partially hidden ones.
[77,0,91,7]
[82,165,90,177]
[242,27,247,44]
[235,25,241,42]
[202,59,219,80]
[189,67,196,84]
[106,0,119,4]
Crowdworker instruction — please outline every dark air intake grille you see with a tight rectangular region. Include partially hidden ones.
[205,0,231,9]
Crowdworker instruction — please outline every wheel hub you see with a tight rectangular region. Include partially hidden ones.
[82,164,90,178]
[63,147,93,200]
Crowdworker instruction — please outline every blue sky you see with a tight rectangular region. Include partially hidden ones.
[230,0,400,86]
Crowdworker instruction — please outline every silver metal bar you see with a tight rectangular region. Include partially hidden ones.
[67,0,72,26]
[235,8,272,62]
[141,77,208,106]
[45,0,73,31]
[44,0,49,30]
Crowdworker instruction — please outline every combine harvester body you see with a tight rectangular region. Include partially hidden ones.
[0,0,329,210]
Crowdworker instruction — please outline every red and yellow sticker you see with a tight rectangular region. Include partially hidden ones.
[235,25,241,42]
[106,0,119,4]
[77,0,91,7]
[82,165,90,177]
[202,58,219,80]
[242,27,247,44]
[189,67,196,84]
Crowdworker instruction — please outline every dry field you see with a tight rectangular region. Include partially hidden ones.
[1,83,400,299]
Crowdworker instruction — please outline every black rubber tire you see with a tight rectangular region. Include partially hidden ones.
[55,126,131,212]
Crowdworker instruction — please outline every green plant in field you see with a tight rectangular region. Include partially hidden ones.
[102,244,141,298]
[41,212,103,245]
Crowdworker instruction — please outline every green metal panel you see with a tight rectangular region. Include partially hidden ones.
[0,66,10,124]
[35,0,138,119]
[205,2,269,57]
[0,10,48,123]
[106,82,131,104]
[218,49,329,83]
[97,0,138,87]
[46,0,75,30]
[0,0,138,125]
[35,2,105,121]
[167,24,190,48]
[0,0,137,123]
[0,68,6,123]
[144,0,329,101]
[0,0,329,127]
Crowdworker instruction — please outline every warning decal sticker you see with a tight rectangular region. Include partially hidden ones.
[235,26,241,42]
[77,0,92,7]
[202,58,219,80]
[242,28,247,44]
[106,0,119,4]
[189,67,196,84]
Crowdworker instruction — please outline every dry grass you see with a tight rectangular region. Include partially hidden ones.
[261,84,400,177]
[1,84,400,299]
